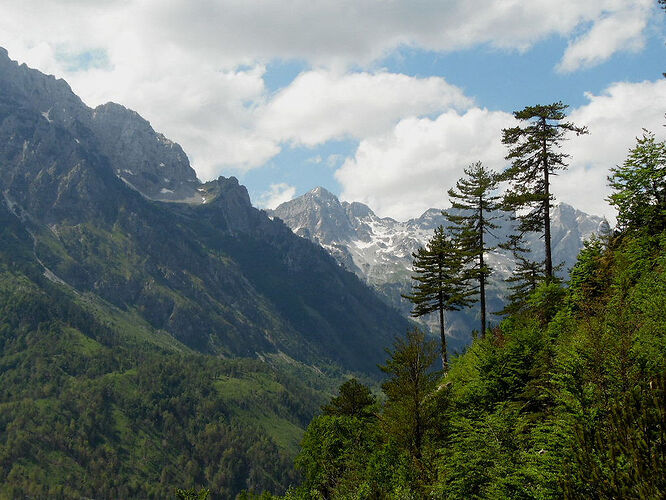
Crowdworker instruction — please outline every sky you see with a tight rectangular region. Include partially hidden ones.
[1,0,665,223]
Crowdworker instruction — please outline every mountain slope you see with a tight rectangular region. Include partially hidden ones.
[0,47,419,498]
[0,47,409,374]
[270,187,605,346]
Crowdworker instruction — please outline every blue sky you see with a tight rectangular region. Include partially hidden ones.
[1,0,665,221]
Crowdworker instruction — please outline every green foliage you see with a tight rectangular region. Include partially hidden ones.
[446,161,502,337]
[403,226,472,369]
[501,101,588,279]
[321,378,377,419]
[380,329,441,469]
[293,415,382,498]
[288,332,441,499]
[176,486,211,499]
[526,281,567,324]
[563,376,666,499]
[0,268,338,499]
[497,233,546,316]
[283,223,666,499]
[607,130,666,233]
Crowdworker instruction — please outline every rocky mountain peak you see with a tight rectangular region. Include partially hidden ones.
[0,48,87,129]
[0,47,200,204]
[89,101,200,202]
[345,201,374,219]
[271,186,356,245]
[273,187,605,347]
[309,185,337,199]
[208,176,252,207]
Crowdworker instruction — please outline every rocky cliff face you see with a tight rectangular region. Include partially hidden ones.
[0,47,200,203]
[89,102,200,201]
[270,187,606,348]
[0,48,409,374]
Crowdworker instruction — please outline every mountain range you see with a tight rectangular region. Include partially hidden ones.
[0,47,409,374]
[270,186,606,347]
[0,46,618,497]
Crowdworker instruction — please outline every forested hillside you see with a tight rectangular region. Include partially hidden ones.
[0,48,408,498]
[270,132,666,499]
[0,227,338,497]
[0,250,345,497]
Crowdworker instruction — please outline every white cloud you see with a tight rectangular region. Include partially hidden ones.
[557,0,652,72]
[335,108,515,220]
[258,70,472,146]
[561,79,666,220]
[335,79,666,223]
[257,183,297,209]
[0,0,658,182]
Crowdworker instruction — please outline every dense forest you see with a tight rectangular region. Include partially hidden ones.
[255,124,666,499]
[0,236,339,498]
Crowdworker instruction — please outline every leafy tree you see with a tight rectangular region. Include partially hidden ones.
[321,378,377,419]
[379,328,440,471]
[501,102,588,280]
[403,226,472,370]
[293,414,381,499]
[607,130,666,233]
[564,376,666,499]
[446,161,502,337]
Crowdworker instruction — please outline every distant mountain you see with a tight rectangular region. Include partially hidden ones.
[270,187,606,347]
[0,47,409,374]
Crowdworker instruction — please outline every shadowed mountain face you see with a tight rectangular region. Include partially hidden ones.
[0,48,409,374]
[270,187,605,348]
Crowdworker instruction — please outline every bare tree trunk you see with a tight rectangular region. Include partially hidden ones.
[542,118,553,280]
[479,195,486,338]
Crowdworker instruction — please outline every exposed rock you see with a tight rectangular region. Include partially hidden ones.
[90,102,200,202]
[271,187,605,348]
[0,47,200,203]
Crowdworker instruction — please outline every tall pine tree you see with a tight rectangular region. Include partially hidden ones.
[445,162,502,338]
[403,226,471,370]
[501,102,587,280]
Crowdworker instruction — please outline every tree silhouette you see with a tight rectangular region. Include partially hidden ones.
[446,162,502,337]
[403,226,471,370]
[501,102,587,280]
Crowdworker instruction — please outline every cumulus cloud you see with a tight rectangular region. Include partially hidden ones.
[335,108,515,220]
[335,79,666,223]
[257,183,297,209]
[0,0,658,181]
[561,79,666,220]
[258,70,472,146]
[557,0,652,72]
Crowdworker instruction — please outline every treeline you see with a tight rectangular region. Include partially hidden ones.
[405,102,589,371]
[255,108,666,498]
